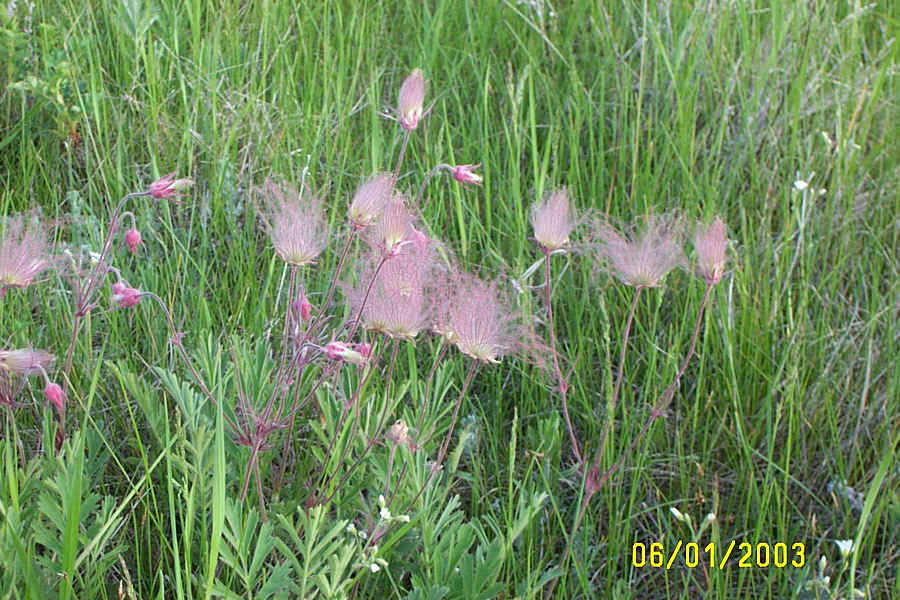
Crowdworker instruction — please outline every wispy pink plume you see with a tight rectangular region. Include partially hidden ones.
[258,179,328,266]
[0,348,56,376]
[349,173,395,230]
[397,69,425,131]
[694,216,728,284]
[594,213,686,288]
[364,194,417,257]
[0,211,54,293]
[435,271,519,364]
[531,188,576,252]
[344,232,438,340]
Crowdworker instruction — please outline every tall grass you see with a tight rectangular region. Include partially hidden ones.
[2,0,899,598]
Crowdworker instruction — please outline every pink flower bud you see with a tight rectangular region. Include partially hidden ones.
[292,295,313,321]
[44,381,65,417]
[397,69,425,131]
[148,172,193,200]
[124,228,142,254]
[111,282,142,308]
[323,341,371,367]
[451,164,483,186]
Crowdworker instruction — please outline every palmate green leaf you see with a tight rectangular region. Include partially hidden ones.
[273,505,359,600]
[403,585,449,600]
[213,498,298,599]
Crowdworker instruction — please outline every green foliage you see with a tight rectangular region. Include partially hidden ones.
[1,0,899,598]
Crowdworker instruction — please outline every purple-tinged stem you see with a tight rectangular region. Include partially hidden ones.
[404,358,480,512]
[393,130,411,183]
[142,291,238,432]
[544,250,582,464]
[386,338,449,508]
[321,337,400,506]
[315,339,387,486]
[413,164,452,212]
[595,286,643,470]
[63,191,152,387]
[563,283,713,570]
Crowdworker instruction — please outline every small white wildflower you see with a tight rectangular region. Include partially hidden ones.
[369,563,380,573]
[670,507,691,524]
[793,171,814,191]
[835,539,854,559]
[380,506,392,521]
[376,558,388,568]
[819,555,827,572]
[704,513,716,523]
[346,523,357,535]
[378,494,386,508]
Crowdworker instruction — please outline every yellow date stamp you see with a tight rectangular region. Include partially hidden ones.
[631,541,806,569]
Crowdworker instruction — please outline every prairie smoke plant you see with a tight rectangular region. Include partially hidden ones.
[344,233,437,340]
[397,68,425,131]
[0,211,54,295]
[451,163,483,186]
[111,282,142,308]
[257,179,328,266]
[148,172,194,200]
[594,214,686,288]
[124,228,143,254]
[323,340,372,367]
[694,216,728,285]
[349,173,394,230]
[0,348,56,375]
[364,195,416,258]
[437,271,518,364]
[531,188,576,252]
[44,380,66,418]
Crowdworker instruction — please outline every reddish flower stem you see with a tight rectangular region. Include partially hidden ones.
[544,250,582,464]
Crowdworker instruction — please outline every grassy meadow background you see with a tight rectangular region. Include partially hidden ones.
[2,0,899,598]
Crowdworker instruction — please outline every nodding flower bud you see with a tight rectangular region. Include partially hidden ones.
[323,341,372,367]
[148,172,193,200]
[397,69,425,131]
[124,228,142,254]
[451,164,483,186]
[386,420,411,447]
[111,282,142,308]
[293,295,313,322]
[44,381,65,417]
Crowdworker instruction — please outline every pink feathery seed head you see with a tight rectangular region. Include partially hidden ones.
[531,187,576,252]
[349,172,395,230]
[397,68,425,131]
[0,210,54,291]
[258,179,328,266]
[344,240,437,340]
[0,348,56,376]
[44,381,65,417]
[323,340,371,367]
[111,281,142,308]
[694,216,728,285]
[593,213,687,288]
[437,271,519,364]
[451,164,483,186]
[365,194,416,257]
[124,228,143,254]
